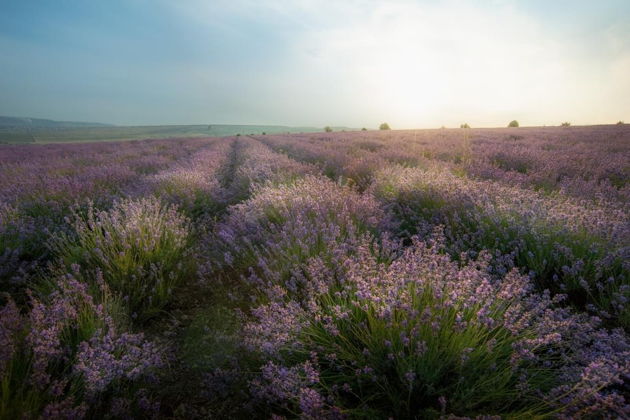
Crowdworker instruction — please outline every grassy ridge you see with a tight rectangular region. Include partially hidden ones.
[0,124,355,144]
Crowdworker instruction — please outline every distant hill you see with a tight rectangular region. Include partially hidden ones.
[0,120,358,144]
[0,116,112,129]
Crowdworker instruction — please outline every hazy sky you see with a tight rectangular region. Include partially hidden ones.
[1,0,629,128]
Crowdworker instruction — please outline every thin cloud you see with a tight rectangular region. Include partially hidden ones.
[0,0,628,126]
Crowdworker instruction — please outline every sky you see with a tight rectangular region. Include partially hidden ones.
[1,0,629,128]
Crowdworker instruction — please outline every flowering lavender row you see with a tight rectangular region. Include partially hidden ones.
[204,175,386,285]
[255,129,629,326]
[145,139,233,216]
[236,137,317,188]
[0,138,216,207]
[1,193,197,415]
[0,137,234,417]
[256,124,630,203]
[51,196,193,320]
[190,136,318,212]
[0,138,225,296]
[1,267,164,417]
[256,133,396,190]
[206,172,629,418]
[1,127,629,418]
[370,165,630,327]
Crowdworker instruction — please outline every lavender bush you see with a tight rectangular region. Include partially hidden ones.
[0,268,163,418]
[205,175,387,292]
[148,139,231,217]
[253,236,629,418]
[0,138,216,299]
[370,166,630,327]
[51,197,192,320]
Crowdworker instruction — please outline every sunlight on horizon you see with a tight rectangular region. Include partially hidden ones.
[0,0,628,127]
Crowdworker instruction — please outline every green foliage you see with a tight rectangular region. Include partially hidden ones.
[371,171,629,327]
[0,276,129,419]
[361,127,367,131]
[561,122,571,127]
[286,269,557,418]
[51,197,192,321]
[379,122,391,130]
[508,120,519,128]
[324,126,333,133]
[0,124,333,144]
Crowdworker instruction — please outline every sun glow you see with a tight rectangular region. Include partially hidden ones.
[2,0,628,126]
[279,0,629,127]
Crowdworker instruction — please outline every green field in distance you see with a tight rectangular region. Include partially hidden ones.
[0,123,362,144]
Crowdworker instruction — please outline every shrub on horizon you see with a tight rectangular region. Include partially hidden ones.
[324,126,333,132]
[561,122,571,127]
[460,123,470,129]
[617,121,624,125]
[508,120,519,127]
[379,122,391,130]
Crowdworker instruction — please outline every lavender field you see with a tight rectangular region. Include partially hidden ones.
[1,125,629,419]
